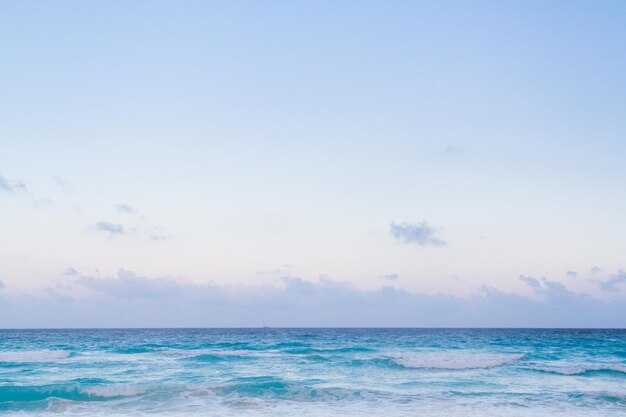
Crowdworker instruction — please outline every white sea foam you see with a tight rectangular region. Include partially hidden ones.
[537,364,626,375]
[82,384,149,398]
[163,348,279,359]
[164,348,242,356]
[391,351,524,370]
[0,350,72,362]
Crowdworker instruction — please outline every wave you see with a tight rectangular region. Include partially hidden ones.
[110,346,155,354]
[389,351,524,370]
[159,348,277,363]
[349,358,404,369]
[184,353,255,363]
[0,379,387,406]
[284,346,375,355]
[0,383,148,403]
[3,380,626,414]
[265,342,310,350]
[535,364,626,376]
[80,384,151,398]
[301,354,332,362]
[212,377,389,401]
[0,350,73,363]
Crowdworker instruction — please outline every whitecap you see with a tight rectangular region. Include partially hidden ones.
[0,349,72,363]
[390,351,524,370]
[536,364,626,375]
[81,384,149,398]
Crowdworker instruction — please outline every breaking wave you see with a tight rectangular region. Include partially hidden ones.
[535,364,626,376]
[0,383,149,402]
[0,350,74,363]
[390,351,524,370]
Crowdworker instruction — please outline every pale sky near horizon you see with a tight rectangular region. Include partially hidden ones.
[1,1,625,326]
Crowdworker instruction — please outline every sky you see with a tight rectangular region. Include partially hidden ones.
[1,1,625,327]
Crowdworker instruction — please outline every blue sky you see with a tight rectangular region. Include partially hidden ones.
[1,1,625,327]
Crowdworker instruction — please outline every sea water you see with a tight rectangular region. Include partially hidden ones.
[1,328,625,416]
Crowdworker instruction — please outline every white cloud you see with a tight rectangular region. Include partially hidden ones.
[0,174,26,193]
[381,274,400,281]
[115,204,136,215]
[596,271,626,293]
[91,221,125,237]
[389,221,446,246]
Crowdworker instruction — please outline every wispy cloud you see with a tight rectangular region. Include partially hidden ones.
[51,176,72,192]
[566,270,577,278]
[90,216,169,240]
[142,227,169,241]
[115,204,136,215]
[442,145,461,155]
[64,267,79,276]
[91,221,125,237]
[381,274,400,281]
[389,221,446,246]
[0,174,26,194]
[106,205,170,240]
[0,280,5,289]
[32,198,54,208]
[591,266,602,274]
[257,265,294,276]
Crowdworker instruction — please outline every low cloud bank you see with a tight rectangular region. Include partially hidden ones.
[1,270,625,328]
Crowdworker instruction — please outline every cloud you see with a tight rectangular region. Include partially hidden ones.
[64,267,79,276]
[51,176,72,192]
[107,205,170,240]
[90,221,169,241]
[381,274,400,281]
[519,275,578,302]
[442,145,461,155]
[0,280,5,289]
[91,221,125,237]
[566,271,577,278]
[258,265,294,276]
[115,204,136,215]
[519,275,541,291]
[591,266,602,274]
[0,174,26,193]
[596,271,626,293]
[141,227,169,241]
[389,221,446,246]
[32,198,54,208]
[1,270,625,328]
[77,269,192,299]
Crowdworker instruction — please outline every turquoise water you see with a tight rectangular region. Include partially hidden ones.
[1,329,625,416]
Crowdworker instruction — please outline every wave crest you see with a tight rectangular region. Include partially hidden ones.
[391,351,524,370]
[536,364,626,376]
[0,350,72,363]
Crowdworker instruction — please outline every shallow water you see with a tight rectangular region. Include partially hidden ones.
[1,328,625,416]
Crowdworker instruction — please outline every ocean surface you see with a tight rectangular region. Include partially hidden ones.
[1,329,625,416]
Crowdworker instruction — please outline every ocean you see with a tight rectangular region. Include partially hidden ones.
[1,328,625,416]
